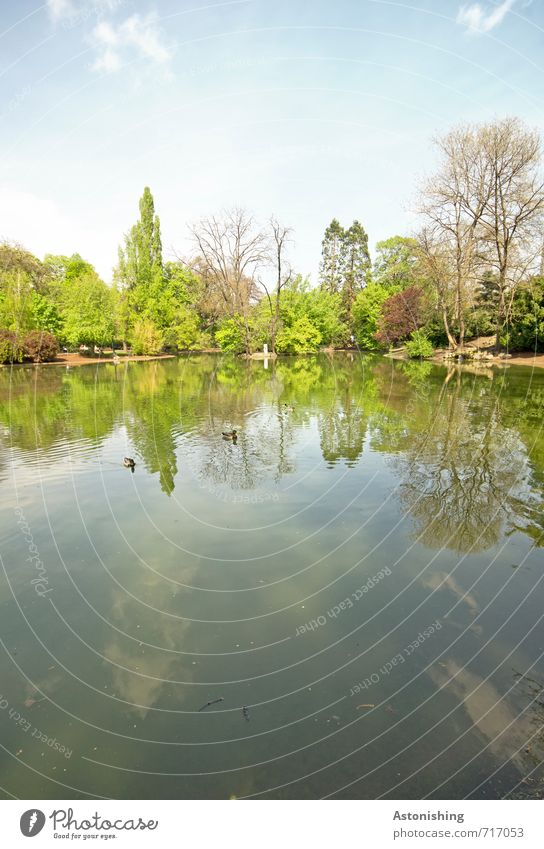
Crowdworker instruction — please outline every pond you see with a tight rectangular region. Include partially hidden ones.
[0,354,543,799]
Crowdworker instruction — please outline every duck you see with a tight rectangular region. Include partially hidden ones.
[112,352,120,365]
[123,457,136,470]
[222,429,238,441]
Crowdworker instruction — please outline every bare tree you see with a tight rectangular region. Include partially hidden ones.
[189,208,270,354]
[417,118,544,350]
[477,118,544,348]
[417,125,492,349]
[260,217,293,354]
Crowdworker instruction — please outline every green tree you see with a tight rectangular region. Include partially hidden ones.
[343,220,371,322]
[215,315,247,353]
[352,283,398,350]
[115,187,165,334]
[61,270,116,348]
[373,236,421,289]
[319,219,346,294]
[276,315,322,353]
[504,276,544,351]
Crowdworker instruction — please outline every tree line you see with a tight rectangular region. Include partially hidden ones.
[1,116,543,363]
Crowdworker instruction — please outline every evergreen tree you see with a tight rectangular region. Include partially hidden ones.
[343,220,371,319]
[319,219,346,294]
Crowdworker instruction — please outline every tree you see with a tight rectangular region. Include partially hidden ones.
[375,286,425,346]
[319,219,345,294]
[342,220,371,321]
[189,208,270,354]
[374,236,421,289]
[115,187,165,335]
[276,315,321,353]
[505,275,544,351]
[261,217,293,354]
[61,270,116,348]
[352,283,398,350]
[477,118,544,348]
[417,118,544,350]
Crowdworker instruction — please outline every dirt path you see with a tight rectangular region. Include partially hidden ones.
[5,352,176,368]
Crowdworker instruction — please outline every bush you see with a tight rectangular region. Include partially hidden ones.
[23,330,59,362]
[352,283,398,350]
[503,277,544,352]
[131,319,164,355]
[0,329,24,364]
[276,315,322,353]
[215,316,246,353]
[405,330,434,359]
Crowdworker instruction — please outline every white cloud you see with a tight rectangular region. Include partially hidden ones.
[456,0,517,33]
[47,0,77,20]
[0,188,113,281]
[91,13,172,72]
[92,47,121,72]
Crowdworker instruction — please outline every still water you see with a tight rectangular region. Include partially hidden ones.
[0,354,543,799]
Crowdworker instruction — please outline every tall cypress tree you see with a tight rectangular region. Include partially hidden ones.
[116,187,164,320]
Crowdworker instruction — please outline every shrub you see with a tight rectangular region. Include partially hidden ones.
[215,316,246,353]
[405,329,434,359]
[23,330,59,362]
[352,283,398,350]
[0,330,24,364]
[131,319,164,355]
[276,315,322,353]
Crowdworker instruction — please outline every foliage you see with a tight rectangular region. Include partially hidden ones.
[60,271,117,347]
[319,218,371,327]
[342,220,371,315]
[22,330,59,362]
[502,276,544,352]
[352,283,398,350]
[373,236,421,289]
[276,315,322,353]
[115,187,165,325]
[0,329,24,363]
[376,286,425,346]
[215,315,247,353]
[319,219,345,293]
[131,319,165,355]
[164,304,205,351]
[405,330,434,359]
[30,292,63,335]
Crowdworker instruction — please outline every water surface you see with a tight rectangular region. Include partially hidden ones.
[0,354,543,799]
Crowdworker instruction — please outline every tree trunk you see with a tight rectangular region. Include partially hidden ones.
[442,306,458,349]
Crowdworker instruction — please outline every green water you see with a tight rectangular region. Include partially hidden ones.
[0,354,543,800]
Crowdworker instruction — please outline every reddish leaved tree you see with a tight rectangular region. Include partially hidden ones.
[375,286,425,346]
[23,330,59,363]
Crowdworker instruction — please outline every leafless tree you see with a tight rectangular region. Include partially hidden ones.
[477,118,544,348]
[417,118,544,350]
[189,208,270,354]
[260,217,293,354]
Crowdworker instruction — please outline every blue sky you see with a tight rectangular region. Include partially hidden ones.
[0,0,543,282]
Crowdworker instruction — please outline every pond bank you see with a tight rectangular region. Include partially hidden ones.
[2,352,176,368]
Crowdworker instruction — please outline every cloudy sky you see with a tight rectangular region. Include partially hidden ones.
[0,0,542,282]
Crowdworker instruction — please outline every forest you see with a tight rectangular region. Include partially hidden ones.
[1,116,544,364]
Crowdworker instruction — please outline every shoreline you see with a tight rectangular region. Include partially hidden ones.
[1,352,177,368]
[3,349,544,370]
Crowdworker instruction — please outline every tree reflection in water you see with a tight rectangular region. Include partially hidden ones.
[1,354,543,552]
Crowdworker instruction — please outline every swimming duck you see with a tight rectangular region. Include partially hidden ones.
[123,457,136,470]
[222,429,238,441]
